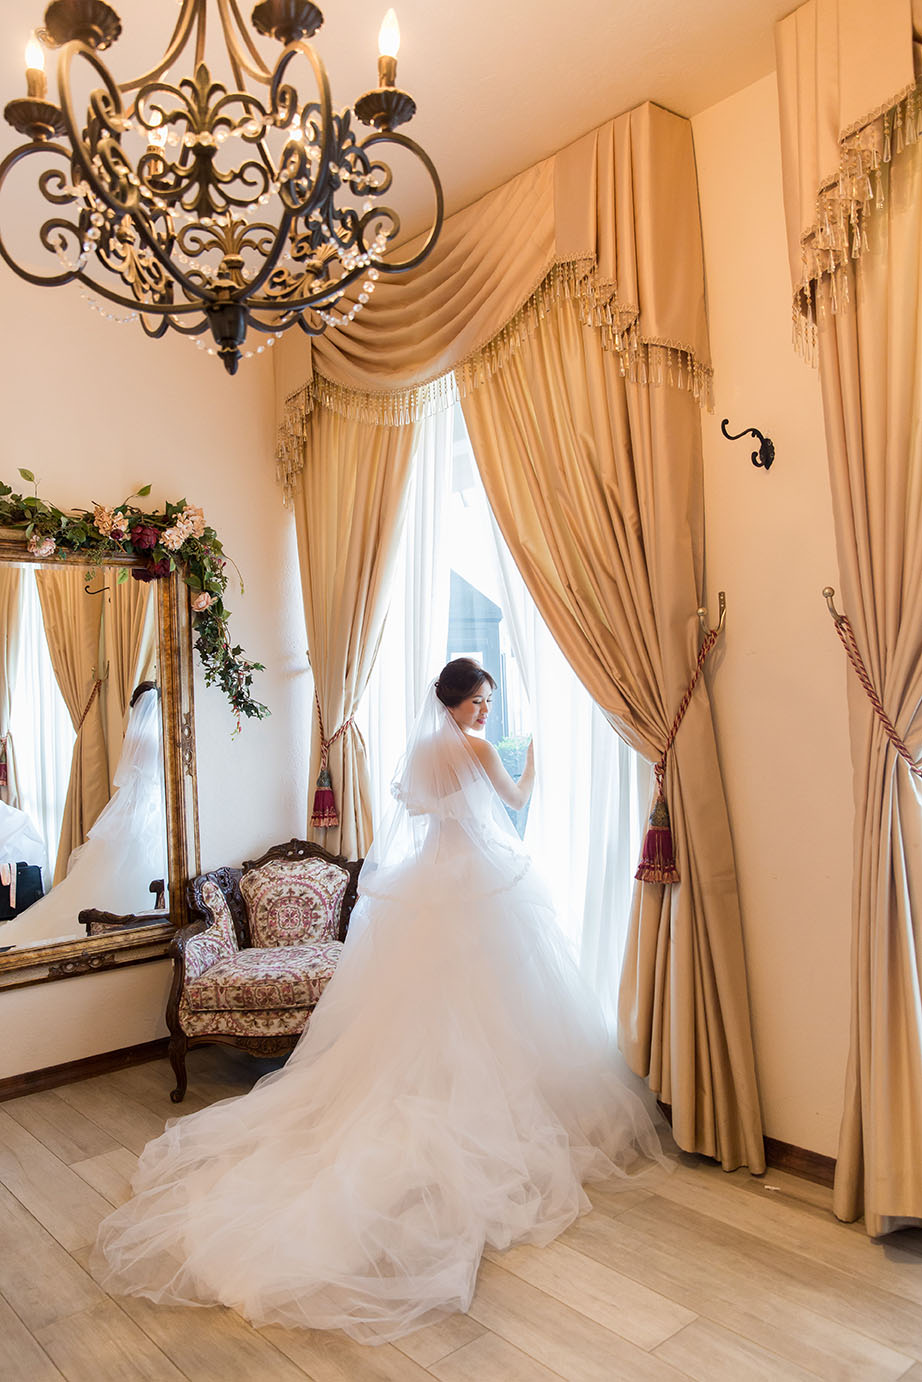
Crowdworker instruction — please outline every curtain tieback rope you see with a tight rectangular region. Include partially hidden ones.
[310,690,355,829]
[823,588,922,778]
[75,676,105,734]
[636,620,723,886]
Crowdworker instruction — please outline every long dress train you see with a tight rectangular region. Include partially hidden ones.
[93,685,668,1344]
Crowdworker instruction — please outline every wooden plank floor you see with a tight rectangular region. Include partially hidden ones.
[1,1046,921,1381]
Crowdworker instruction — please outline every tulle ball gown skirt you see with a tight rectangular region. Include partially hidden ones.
[93,842,668,1345]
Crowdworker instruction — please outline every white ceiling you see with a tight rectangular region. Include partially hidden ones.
[0,0,794,234]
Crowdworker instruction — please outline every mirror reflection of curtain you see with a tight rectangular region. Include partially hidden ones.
[35,567,109,884]
[102,578,156,794]
[0,566,22,807]
[8,571,75,880]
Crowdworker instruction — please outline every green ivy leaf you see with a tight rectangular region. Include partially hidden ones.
[117,567,129,584]
[18,468,35,483]
[136,484,152,497]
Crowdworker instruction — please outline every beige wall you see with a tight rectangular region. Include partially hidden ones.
[0,264,313,1078]
[693,74,855,1157]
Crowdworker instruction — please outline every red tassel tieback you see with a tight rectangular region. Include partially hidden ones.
[635,617,722,887]
[635,765,679,885]
[310,692,353,830]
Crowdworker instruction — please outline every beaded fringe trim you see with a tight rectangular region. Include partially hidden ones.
[276,257,713,501]
[792,80,921,361]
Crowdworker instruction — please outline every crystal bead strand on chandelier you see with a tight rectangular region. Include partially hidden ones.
[0,0,444,372]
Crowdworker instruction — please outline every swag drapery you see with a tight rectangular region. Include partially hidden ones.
[776,0,922,1232]
[276,102,765,1168]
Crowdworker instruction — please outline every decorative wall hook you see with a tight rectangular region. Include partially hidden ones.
[822,586,846,624]
[721,418,775,471]
[697,591,727,636]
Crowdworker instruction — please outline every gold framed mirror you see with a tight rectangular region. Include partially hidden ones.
[0,537,199,990]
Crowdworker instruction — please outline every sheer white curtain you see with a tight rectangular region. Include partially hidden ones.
[362,397,647,1025]
[362,408,454,824]
[9,570,75,886]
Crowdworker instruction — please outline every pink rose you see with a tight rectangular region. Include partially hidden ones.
[191,591,215,612]
[27,534,56,558]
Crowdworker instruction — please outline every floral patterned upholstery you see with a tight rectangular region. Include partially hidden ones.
[239,857,348,948]
[183,881,239,981]
[177,1006,312,1039]
[181,939,343,1013]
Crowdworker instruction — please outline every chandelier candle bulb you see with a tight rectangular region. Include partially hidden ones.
[24,34,47,99]
[377,9,400,86]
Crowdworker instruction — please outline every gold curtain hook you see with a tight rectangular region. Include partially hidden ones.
[697,591,727,637]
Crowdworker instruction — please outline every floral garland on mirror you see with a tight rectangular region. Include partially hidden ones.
[0,469,268,728]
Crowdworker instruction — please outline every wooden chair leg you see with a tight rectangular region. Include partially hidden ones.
[169,1032,188,1103]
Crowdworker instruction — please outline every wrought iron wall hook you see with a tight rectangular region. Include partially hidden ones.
[697,591,726,637]
[721,418,775,471]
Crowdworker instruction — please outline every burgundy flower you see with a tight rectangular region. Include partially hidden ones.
[131,557,171,583]
[130,523,160,552]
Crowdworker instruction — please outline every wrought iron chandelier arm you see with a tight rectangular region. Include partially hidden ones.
[361,130,444,274]
[0,143,81,287]
[115,0,200,99]
[220,0,273,86]
[68,269,211,315]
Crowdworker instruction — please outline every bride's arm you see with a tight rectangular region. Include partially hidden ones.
[467,738,535,810]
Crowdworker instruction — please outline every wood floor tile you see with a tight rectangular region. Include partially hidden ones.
[261,1322,434,1380]
[655,1161,922,1303]
[1,1090,121,1164]
[654,1317,818,1380]
[392,1310,485,1366]
[54,1078,169,1155]
[0,1109,114,1251]
[0,1291,64,1381]
[622,1194,922,1363]
[427,1329,567,1381]
[484,1238,693,1349]
[36,1299,186,1381]
[116,1296,309,1382]
[70,1147,140,1208]
[0,1184,104,1332]
[467,1259,689,1381]
[560,1201,916,1377]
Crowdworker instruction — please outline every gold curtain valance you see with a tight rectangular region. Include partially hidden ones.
[274,102,712,496]
[775,0,919,353]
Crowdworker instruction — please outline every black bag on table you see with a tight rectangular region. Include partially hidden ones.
[0,862,44,920]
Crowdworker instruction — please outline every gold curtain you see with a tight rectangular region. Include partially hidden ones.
[294,406,416,859]
[102,578,155,794]
[276,102,764,1166]
[35,568,109,883]
[462,297,763,1171]
[776,0,922,1230]
[0,566,22,807]
[818,140,922,1233]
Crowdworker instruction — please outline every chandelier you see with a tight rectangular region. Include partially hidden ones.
[0,0,443,372]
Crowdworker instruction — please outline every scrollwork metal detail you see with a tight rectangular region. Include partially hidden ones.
[1,0,444,373]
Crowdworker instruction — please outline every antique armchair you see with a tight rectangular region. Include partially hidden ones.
[167,839,362,1102]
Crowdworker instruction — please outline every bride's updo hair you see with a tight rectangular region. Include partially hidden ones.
[435,658,496,709]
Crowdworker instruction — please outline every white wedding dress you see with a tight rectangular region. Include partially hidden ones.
[94,685,668,1344]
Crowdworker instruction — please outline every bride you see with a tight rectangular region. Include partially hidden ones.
[94,658,668,1344]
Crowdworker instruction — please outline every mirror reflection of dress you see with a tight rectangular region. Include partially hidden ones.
[94,682,668,1345]
[2,685,166,946]
[0,800,49,930]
